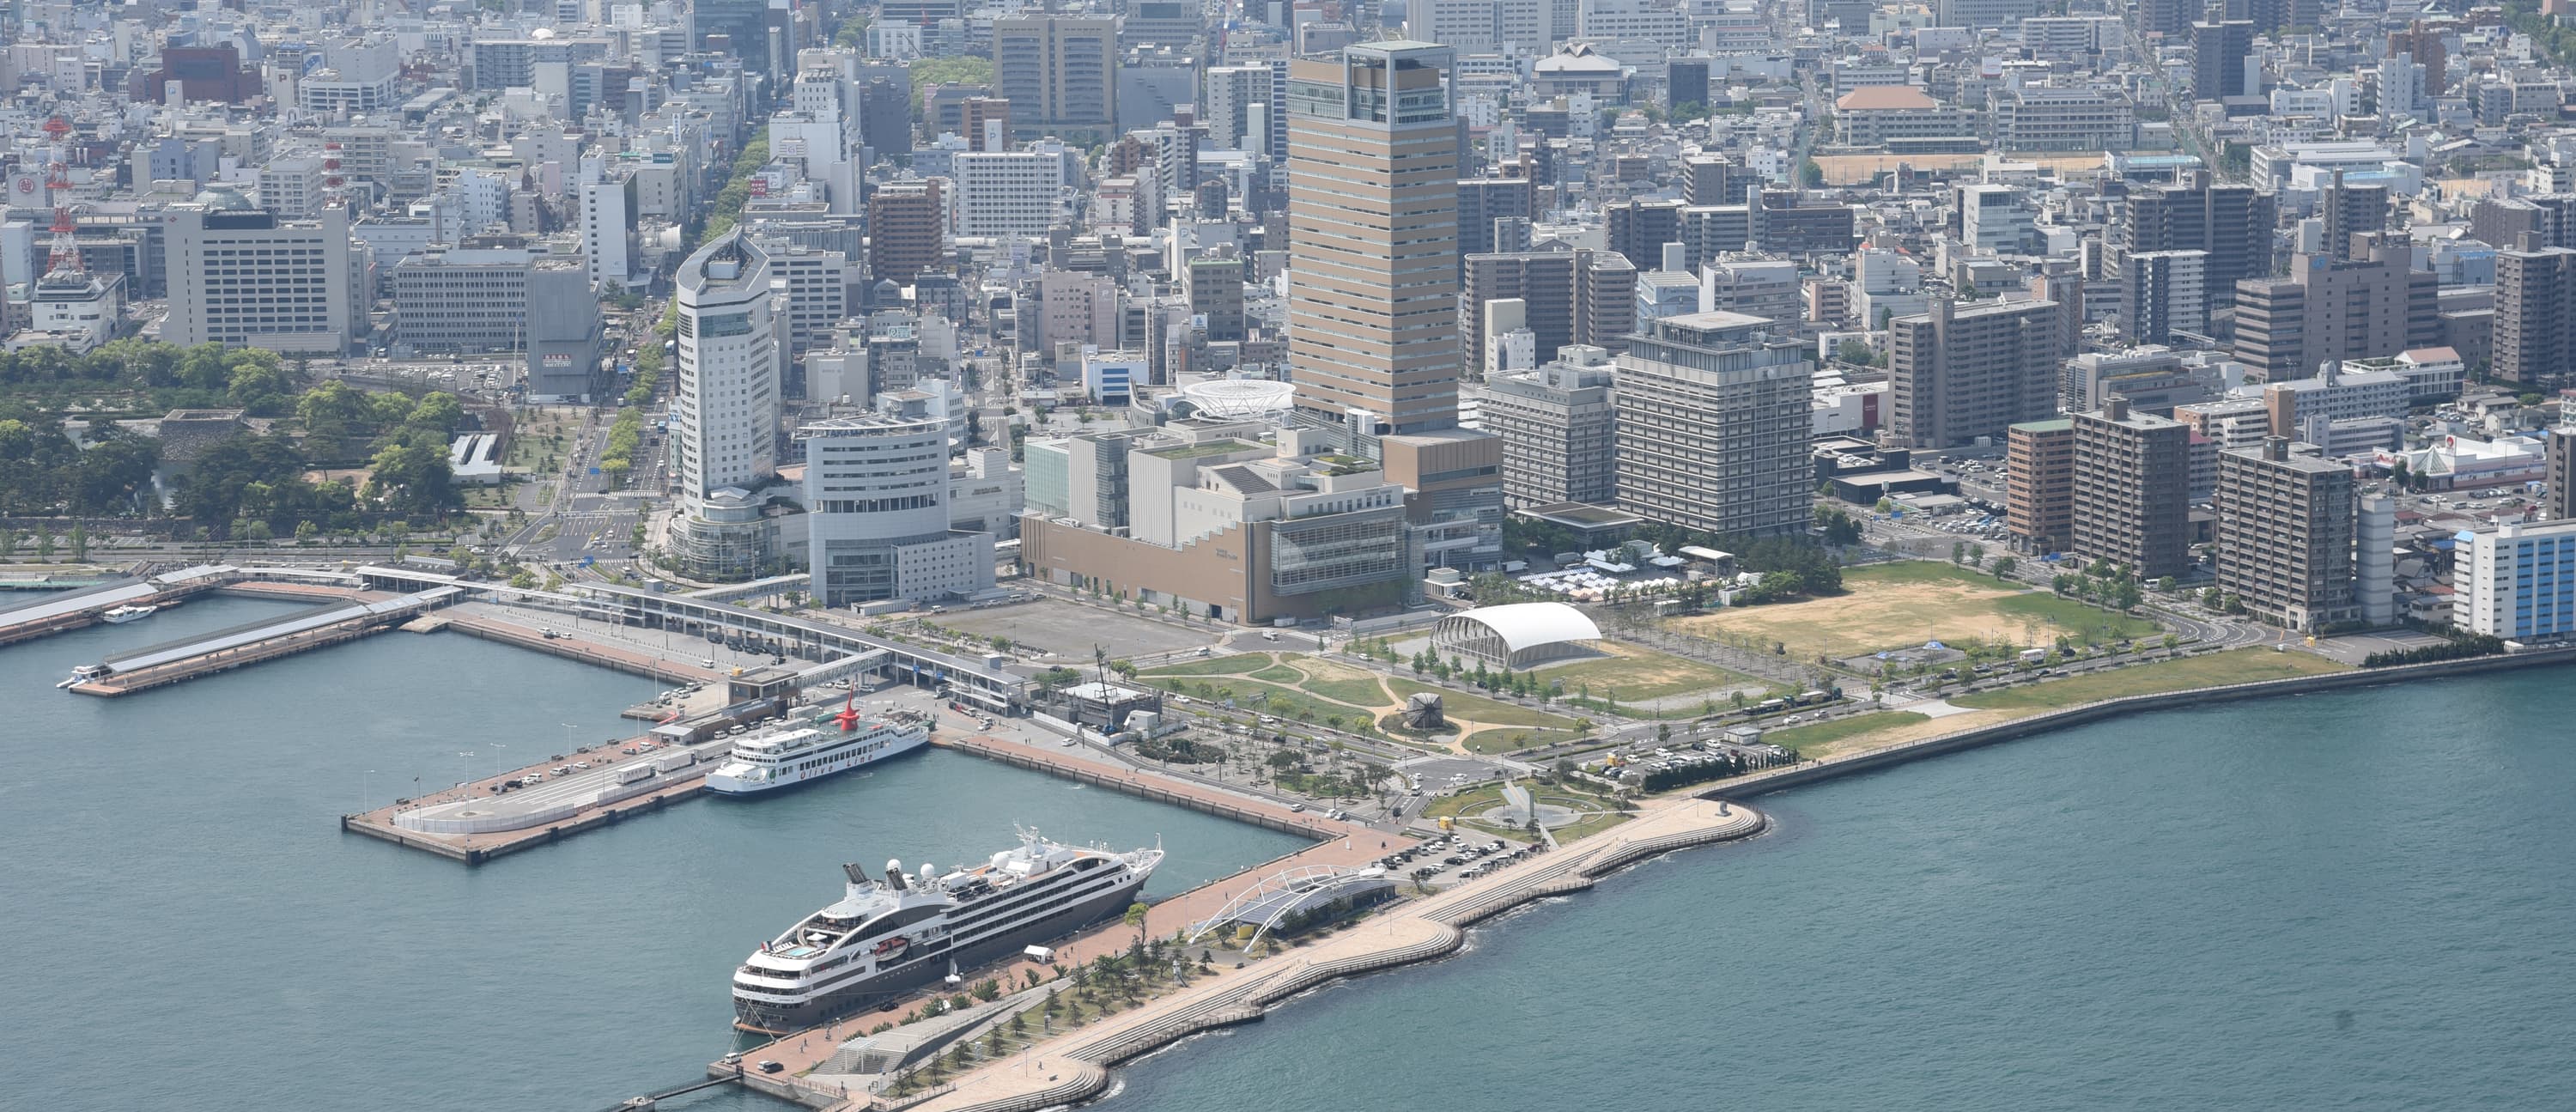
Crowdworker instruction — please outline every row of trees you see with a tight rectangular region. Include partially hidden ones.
[599,407,645,486]
[2363,634,2506,667]
[0,339,299,413]
[0,407,160,515]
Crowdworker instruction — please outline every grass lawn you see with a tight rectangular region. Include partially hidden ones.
[1461,726,1584,754]
[1300,671,1396,709]
[1951,648,2348,711]
[1673,560,2158,659]
[1388,679,1581,730]
[1758,711,1931,758]
[1249,665,1306,684]
[1139,653,1276,678]
[1531,642,1763,702]
[1421,781,1631,840]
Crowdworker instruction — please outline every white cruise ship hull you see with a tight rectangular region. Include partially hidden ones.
[704,728,927,797]
[732,869,1149,1033]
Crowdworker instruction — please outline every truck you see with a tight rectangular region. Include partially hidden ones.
[2018,647,2049,664]
[616,764,656,785]
[653,752,697,775]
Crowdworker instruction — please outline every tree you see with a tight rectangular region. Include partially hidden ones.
[1991,556,2018,578]
[67,521,86,562]
[1124,901,1151,949]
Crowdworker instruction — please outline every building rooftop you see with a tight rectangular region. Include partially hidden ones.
[1835,85,1936,112]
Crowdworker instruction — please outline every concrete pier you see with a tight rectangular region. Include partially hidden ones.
[738,797,1764,1112]
[69,588,457,696]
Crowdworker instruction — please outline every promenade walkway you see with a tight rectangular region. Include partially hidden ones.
[742,795,1765,1111]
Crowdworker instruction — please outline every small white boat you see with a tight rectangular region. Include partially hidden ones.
[101,605,158,624]
[58,664,109,690]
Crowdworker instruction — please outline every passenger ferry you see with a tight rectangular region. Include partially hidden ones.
[732,829,1163,1031]
[101,604,158,624]
[702,702,927,796]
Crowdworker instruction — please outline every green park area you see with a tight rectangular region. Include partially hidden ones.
[1137,653,1587,753]
[1949,647,2348,711]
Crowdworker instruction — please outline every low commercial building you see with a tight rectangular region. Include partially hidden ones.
[2452,518,2576,641]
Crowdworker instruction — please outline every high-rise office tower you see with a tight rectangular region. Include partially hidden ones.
[2215,436,2360,631]
[2494,245,2576,386]
[2071,398,2193,580]
[2119,171,2275,304]
[1285,41,1466,434]
[993,15,1118,138]
[164,193,361,355]
[1613,312,1814,536]
[1888,297,2065,448]
[672,231,782,506]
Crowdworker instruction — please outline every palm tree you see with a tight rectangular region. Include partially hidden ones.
[1124,901,1151,951]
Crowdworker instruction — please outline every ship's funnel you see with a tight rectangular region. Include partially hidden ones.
[885,860,907,890]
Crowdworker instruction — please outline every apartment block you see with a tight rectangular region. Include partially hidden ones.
[1889,298,2065,448]
[2070,398,2192,580]
[2007,418,2076,553]
[2215,436,2359,631]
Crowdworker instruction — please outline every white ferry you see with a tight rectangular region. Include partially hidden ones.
[101,604,158,624]
[732,830,1163,1031]
[702,704,927,796]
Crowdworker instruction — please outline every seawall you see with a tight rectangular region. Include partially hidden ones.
[1702,647,2576,799]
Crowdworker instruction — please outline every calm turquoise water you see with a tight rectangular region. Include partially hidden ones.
[1105,670,2576,1111]
[0,597,1303,1112]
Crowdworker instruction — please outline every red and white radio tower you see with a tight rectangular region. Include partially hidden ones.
[41,115,80,276]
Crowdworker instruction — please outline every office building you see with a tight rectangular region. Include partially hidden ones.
[2216,437,2359,631]
[802,412,995,606]
[670,232,787,577]
[2494,246,2576,386]
[2232,241,2439,381]
[993,15,1119,138]
[1203,64,1274,153]
[297,37,400,114]
[2070,398,2192,580]
[1485,347,1619,509]
[163,192,361,355]
[2452,519,2576,641]
[1888,298,2065,448]
[1285,41,1466,435]
[581,170,640,291]
[1187,256,1246,343]
[951,151,1065,238]
[1613,312,1814,537]
[2318,173,2389,260]
[525,259,609,402]
[2007,418,2077,553]
[1457,177,1536,266]
[866,179,946,285]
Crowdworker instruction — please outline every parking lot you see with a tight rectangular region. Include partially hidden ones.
[935,596,1221,661]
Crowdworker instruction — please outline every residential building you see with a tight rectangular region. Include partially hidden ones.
[1485,347,1619,508]
[2216,437,2359,631]
[2262,362,2409,453]
[2007,418,2077,553]
[2070,397,2192,580]
[1888,298,2065,448]
[2494,246,2576,386]
[866,179,946,285]
[1613,311,1814,537]
[1457,177,1536,267]
[802,412,996,606]
[1461,250,1638,373]
[2231,241,2440,382]
[2452,519,2576,641]
[2550,428,2576,521]
[1961,184,2036,254]
[2191,21,2255,101]
[2119,249,2208,343]
[2122,172,2276,307]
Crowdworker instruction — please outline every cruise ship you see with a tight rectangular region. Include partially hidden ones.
[702,705,927,797]
[732,831,1163,1032]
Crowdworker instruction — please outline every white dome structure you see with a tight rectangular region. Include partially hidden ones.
[1177,378,1295,419]
[1431,602,1603,669]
